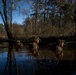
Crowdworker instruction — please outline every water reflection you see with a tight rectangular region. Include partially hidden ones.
[0,42,76,75]
[2,43,19,75]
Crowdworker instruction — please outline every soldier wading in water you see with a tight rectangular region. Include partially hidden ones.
[29,37,40,56]
[56,39,64,58]
[15,40,24,51]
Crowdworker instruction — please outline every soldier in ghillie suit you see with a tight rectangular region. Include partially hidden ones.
[29,37,40,56]
[15,40,24,51]
[56,39,64,58]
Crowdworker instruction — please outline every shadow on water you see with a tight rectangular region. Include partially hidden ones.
[0,42,76,75]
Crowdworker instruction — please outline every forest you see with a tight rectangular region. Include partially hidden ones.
[0,0,76,39]
[0,1,76,75]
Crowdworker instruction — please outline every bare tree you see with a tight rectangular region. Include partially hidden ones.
[0,0,23,39]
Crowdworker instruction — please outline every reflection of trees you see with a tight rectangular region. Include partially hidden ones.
[3,42,19,75]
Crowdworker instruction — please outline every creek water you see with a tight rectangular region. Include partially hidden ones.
[0,43,76,75]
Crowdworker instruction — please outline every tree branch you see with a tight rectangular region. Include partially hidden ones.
[0,10,5,25]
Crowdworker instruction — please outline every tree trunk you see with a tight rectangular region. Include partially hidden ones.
[2,0,13,39]
[0,11,13,39]
[44,0,46,25]
[5,25,13,39]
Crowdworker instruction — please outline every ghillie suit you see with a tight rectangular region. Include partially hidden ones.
[29,37,40,56]
[15,40,24,51]
[56,40,64,58]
